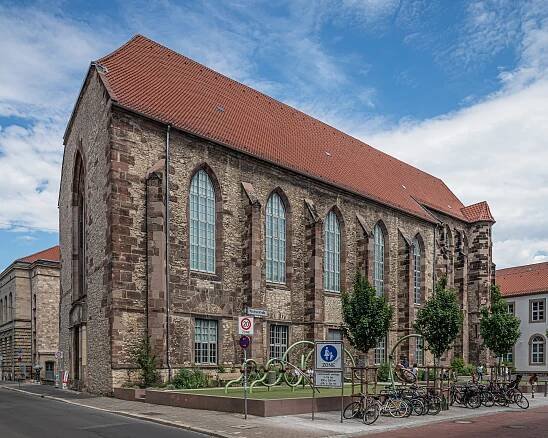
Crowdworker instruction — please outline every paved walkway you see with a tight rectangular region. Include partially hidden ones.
[2,383,548,438]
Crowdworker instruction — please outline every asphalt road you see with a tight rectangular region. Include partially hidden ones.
[0,387,208,438]
[367,404,548,438]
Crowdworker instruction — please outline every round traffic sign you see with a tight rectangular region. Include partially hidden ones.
[240,317,252,331]
[239,335,251,349]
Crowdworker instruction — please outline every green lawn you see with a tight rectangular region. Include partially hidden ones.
[174,383,378,399]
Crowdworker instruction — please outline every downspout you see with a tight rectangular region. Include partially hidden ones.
[433,225,437,292]
[144,177,149,338]
[165,125,172,381]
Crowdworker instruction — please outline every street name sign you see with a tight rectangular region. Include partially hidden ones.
[238,316,254,336]
[246,307,267,318]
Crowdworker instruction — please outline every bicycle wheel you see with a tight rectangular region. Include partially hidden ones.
[428,396,442,415]
[388,399,411,418]
[481,391,495,407]
[514,393,529,410]
[411,398,426,416]
[466,393,481,409]
[363,399,381,425]
[343,401,362,419]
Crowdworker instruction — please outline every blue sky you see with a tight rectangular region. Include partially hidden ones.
[1,0,548,271]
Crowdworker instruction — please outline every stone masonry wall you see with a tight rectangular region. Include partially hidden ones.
[61,88,492,392]
[31,265,60,375]
[106,108,443,378]
[59,69,112,393]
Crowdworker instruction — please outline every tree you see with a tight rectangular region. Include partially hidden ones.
[341,273,394,361]
[480,284,520,370]
[414,278,463,367]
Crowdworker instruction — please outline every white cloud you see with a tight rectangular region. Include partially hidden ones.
[0,123,61,231]
[0,5,111,120]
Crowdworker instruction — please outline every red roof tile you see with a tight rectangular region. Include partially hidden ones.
[18,245,60,264]
[497,262,548,297]
[461,201,495,223]
[89,35,491,224]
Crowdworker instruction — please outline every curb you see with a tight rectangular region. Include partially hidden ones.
[1,386,231,438]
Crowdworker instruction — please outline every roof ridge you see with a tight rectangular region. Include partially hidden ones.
[497,261,548,272]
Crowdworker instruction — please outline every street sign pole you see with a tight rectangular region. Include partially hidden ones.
[244,347,248,420]
[239,334,251,420]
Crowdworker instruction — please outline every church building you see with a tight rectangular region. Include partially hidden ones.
[58,35,495,393]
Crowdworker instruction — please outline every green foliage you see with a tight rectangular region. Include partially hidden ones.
[341,273,394,356]
[480,284,521,361]
[172,368,209,389]
[217,365,226,373]
[414,278,463,365]
[450,357,465,374]
[131,336,159,388]
[376,362,391,382]
[417,369,435,381]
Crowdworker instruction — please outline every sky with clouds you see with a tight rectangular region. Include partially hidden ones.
[0,0,547,270]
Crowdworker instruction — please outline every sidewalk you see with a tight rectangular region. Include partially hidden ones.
[2,383,548,438]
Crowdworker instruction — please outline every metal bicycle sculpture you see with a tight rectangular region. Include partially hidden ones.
[387,334,423,389]
[225,340,356,393]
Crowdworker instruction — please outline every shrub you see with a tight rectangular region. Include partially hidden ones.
[377,362,390,382]
[131,337,159,388]
[172,368,209,389]
[451,357,466,374]
[418,369,435,381]
[462,364,475,376]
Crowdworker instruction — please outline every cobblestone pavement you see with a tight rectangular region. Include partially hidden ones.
[2,383,548,437]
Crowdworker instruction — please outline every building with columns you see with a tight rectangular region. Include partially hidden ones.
[0,246,60,381]
[58,35,495,394]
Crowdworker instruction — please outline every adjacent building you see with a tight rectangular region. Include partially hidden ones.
[498,262,547,374]
[0,246,60,381]
[58,35,495,394]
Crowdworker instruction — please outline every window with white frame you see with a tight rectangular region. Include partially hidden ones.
[189,169,216,273]
[323,211,341,292]
[269,325,288,359]
[530,299,545,322]
[327,329,343,341]
[502,350,513,364]
[415,337,424,365]
[373,224,385,296]
[530,335,545,365]
[412,238,421,305]
[507,302,515,315]
[374,336,386,365]
[266,192,286,283]
[194,319,218,365]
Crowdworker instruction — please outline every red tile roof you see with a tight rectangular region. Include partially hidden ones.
[18,245,60,264]
[87,35,491,224]
[497,262,548,297]
[461,201,495,223]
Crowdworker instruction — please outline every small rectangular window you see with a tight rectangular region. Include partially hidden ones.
[415,337,424,366]
[269,325,289,359]
[507,302,515,315]
[194,319,218,365]
[327,329,343,341]
[530,299,546,322]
